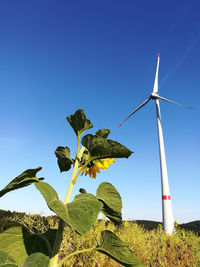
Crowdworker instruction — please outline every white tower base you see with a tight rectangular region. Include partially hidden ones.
[156,99,174,235]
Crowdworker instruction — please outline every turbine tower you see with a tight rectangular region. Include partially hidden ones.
[119,53,193,235]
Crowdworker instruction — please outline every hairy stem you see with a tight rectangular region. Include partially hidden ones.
[49,220,65,267]
[57,247,96,267]
[64,145,85,205]
[49,139,85,267]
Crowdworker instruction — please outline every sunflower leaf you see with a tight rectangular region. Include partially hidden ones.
[66,109,93,137]
[55,146,73,172]
[79,188,87,193]
[81,134,133,162]
[22,252,49,267]
[66,193,103,235]
[0,167,43,198]
[0,250,8,265]
[0,227,56,266]
[96,182,122,224]
[0,264,19,267]
[96,230,145,266]
[34,182,70,224]
[95,129,110,139]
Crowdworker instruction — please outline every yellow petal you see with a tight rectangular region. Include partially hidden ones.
[102,160,110,169]
[97,162,104,168]
[108,158,115,163]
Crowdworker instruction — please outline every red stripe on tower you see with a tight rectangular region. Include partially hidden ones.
[162,195,171,200]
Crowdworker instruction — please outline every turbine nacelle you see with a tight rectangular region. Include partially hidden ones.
[118,55,194,128]
[150,92,160,100]
[118,92,193,128]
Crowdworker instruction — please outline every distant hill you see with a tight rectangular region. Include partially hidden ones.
[133,219,200,235]
[135,220,161,230]
[0,209,199,235]
[179,221,200,235]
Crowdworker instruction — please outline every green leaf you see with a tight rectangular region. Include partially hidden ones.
[96,182,122,224]
[81,134,133,162]
[0,264,18,267]
[35,183,101,235]
[66,109,93,137]
[42,229,57,254]
[0,251,19,266]
[0,168,43,198]
[0,250,8,265]
[67,193,103,235]
[55,146,73,172]
[0,227,55,266]
[79,188,87,193]
[96,230,145,267]
[34,182,70,224]
[95,129,110,139]
[23,253,49,267]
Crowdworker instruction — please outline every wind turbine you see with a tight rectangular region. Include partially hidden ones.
[119,53,193,235]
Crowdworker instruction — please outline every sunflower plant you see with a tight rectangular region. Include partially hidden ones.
[0,109,145,267]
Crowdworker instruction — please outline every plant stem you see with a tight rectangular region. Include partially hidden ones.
[49,220,65,267]
[64,145,85,205]
[57,247,96,267]
[49,139,86,267]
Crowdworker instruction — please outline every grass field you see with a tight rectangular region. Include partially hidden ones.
[0,210,200,266]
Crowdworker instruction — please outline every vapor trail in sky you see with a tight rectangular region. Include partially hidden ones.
[160,34,200,90]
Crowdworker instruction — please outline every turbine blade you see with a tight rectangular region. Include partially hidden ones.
[118,97,151,127]
[157,95,195,110]
[153,53,160,93]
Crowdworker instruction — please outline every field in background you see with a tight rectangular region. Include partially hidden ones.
[0,210,200,266]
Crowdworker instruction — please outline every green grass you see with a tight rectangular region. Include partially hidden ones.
[0,210,200,266]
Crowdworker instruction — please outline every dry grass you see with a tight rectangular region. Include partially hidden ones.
[60,219,200,267]
[1,210,200,266]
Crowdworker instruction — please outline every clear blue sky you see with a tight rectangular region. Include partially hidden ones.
[0,0,199,223]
